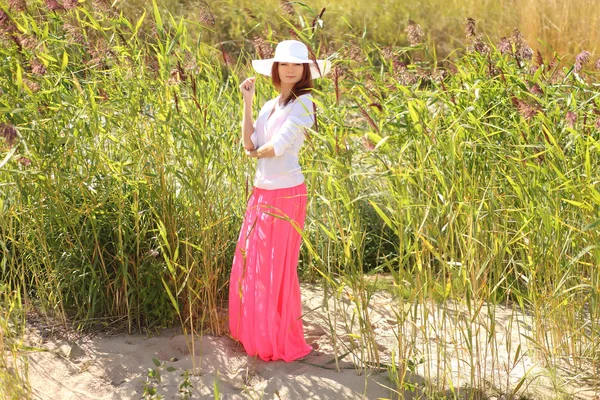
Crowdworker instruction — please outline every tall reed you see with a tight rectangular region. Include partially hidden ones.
[0,0,598,398]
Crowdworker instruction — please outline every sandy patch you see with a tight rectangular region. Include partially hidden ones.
[22,284,598,399]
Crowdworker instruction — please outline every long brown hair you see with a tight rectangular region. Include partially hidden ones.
[271,62,313,106]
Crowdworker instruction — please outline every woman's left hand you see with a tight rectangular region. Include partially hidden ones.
[245,149,258,158]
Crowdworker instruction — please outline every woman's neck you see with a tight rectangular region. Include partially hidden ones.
[279,83,294,103]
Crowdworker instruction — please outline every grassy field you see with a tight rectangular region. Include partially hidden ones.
[119,0,600,63]
[0,0,599,398]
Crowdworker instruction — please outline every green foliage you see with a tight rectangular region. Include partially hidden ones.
[0,284,30,399]
[142,357,178,399]
[178,369,194,400]
[0,0,599,398]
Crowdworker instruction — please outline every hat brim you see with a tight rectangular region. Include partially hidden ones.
[252,59,331,79]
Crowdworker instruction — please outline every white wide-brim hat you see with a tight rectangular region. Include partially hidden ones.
[252,40,331,79]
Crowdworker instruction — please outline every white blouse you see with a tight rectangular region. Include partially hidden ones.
[250,94,315,190]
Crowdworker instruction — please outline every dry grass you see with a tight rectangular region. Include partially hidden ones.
[121,0,599,62]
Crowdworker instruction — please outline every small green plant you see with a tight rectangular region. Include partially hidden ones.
[178,369,194,399]
[142,358,177,400]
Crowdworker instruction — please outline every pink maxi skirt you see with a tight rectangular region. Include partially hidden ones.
[228,182,312,362]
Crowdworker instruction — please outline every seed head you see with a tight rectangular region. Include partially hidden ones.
[0,10,15,34]
[472,39,490,55]
[253,36,273,59]
[464,18,490,55]
[369,103,383,112]
[513,98,539,120]
[565,111,577,127]
[510,29,525,47]
[519,104,537,120]
[381,46,394,62]
[199,1,215,25]
[595,58,600,70]
[0,10,8,24]
[332,65,343,105]
[176,61,187,82]
[304,42,322,77]
[517,45,533,62]
[18,157,31,167]
[45,0,65,12]
[431,69,447,83]
[280,0,295,16]
[23,78,41,92]
[168,69,181,85]
[510,29,533,62]
[93,0,118,18]
[311,7,326,34]
[595,118,600,130]
[465,18,477,39]
[346,42,363,63]
[416,66,431,81]
[574,50,591,73]
[183,52,198,74]
[63,22,84,44]
[528,82,543,96]
[405,20,425,47]
[63,0,79,10]
[396,69,417,86]
[357,104,379,133]
[8,0,27,12]
[498,37,511,55]
[16,35,38,50]
[534,50,544,67]
[31,58,47,75]
[486,58,500,77]
[548,56,559,71]
[0,123,18,147]
[220,44,235,68]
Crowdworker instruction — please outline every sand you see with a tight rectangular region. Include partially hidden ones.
[22,284,599,400]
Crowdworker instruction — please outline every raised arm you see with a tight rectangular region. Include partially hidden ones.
[239,77,257,151]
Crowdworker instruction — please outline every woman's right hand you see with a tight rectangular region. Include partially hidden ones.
[239,77,256,101]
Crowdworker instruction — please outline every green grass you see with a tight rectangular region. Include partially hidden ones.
[0,0,599,398]
[0,284,30,400]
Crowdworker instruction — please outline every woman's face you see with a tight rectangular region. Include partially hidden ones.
[278,63,304,85]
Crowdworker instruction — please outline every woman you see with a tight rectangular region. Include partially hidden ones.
[228,40,330,362]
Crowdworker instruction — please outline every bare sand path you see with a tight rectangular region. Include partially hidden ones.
[24,284,598,399]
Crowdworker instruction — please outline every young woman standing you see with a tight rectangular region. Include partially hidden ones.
[228,40,330,362]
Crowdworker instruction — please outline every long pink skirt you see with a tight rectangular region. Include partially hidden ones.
[228,182,312,362]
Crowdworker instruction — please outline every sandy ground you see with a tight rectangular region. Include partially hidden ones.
[22,284,599,400]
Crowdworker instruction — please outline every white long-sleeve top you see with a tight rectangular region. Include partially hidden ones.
[250,93,315,190]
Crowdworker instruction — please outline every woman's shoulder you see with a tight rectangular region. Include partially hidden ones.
[292,93,314,108]
[296,93,314,101]
[288,93,316,121]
